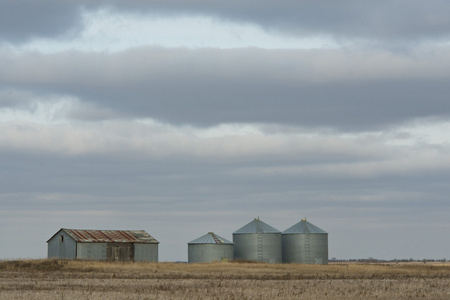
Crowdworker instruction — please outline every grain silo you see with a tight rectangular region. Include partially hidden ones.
[188,232,234,263]
[282,218,328,264]
[233,217,282,263]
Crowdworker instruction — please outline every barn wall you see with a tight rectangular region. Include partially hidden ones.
[47,230,76,259]
[134,243,158,262]
[77,243,107,260]
[47,238,58,259]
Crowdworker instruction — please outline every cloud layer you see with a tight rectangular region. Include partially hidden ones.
[3,1,450,44]
[1,1,450,261]
[2,46,450,130]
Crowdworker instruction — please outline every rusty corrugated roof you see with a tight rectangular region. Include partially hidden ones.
[54,229,159,243]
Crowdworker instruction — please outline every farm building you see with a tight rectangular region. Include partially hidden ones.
[188,232,234,263]
[47,228,159,262]
[282,219,328,264]
[233,217,282,263]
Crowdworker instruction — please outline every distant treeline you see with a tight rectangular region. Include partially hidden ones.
[330,258,447,263]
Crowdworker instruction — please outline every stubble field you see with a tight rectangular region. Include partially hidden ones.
[0,259,449,299]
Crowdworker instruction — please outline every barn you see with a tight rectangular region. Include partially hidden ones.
[47,228,159,262]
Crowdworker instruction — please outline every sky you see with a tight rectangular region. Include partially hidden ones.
[1,0,450,262]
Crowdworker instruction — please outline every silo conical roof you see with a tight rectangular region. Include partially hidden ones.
[282,219,327,234]
[233,218,281,234]
[188,232,233,244]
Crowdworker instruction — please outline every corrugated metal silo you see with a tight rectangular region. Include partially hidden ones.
[233,217,282,263]
[188,232,234,263]
[282,218,328,264]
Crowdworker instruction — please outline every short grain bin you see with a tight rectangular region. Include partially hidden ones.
[282,218,328,264]
[188,232,234,263]
[233,217,282,263]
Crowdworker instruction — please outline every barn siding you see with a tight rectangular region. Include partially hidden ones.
[77,243,107,260]
[47,230,77,259]
[134,243,158,262]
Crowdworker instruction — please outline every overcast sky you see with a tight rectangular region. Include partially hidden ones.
[1,1,450,261]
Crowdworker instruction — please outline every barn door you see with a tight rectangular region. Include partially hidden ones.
[107,243,135,262]
[112,246,120,261]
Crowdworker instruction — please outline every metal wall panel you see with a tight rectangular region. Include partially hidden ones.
[47,230,77,259]
[77,243,107,260]
[47,237,59,259]
[134,243,159,262]
[188,244,234,263]
[282,233,328,264]
[233,233,282,263]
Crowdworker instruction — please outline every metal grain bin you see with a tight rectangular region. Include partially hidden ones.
[188,232,234,263]
[233,218,282,263]
[282,218,328,264]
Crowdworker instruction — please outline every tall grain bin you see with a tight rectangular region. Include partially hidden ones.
[188,232,234,263]
[282,218,328,264]
[233,217,282,263]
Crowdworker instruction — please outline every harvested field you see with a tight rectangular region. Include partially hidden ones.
[0,260,449,299]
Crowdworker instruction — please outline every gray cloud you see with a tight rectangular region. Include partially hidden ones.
[2,1,450,45]
[0,0,82,43]
[128,0,450,43]
[0,89,35,108]
[1,127,449,260]
[2,47,450,131]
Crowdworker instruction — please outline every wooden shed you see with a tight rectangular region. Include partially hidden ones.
[47,228,159,262]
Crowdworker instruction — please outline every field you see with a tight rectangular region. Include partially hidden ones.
[0,260,449,299]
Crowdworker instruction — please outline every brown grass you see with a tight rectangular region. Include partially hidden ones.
[0,259,449,299]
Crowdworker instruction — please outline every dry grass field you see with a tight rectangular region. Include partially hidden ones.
[0,259,449,299]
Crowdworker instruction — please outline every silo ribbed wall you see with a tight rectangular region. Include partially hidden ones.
[188,244,234,263]
[282,233,328,264]
[233,233,282,263]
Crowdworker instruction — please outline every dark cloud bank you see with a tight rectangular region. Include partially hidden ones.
[2,0,450,44]
[2,47,450,131]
